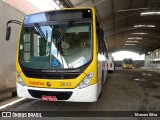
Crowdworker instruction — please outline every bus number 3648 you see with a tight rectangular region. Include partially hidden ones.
[60,82,72,87]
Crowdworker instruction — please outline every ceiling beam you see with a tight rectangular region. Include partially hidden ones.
[110,46,147,54]
[101,6,160,26]
[73,0,89,7]
[105,26,160,37]
[108,42,160,53]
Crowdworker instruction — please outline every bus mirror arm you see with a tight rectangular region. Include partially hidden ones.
[6,27,11,41]
[6,20,22,41]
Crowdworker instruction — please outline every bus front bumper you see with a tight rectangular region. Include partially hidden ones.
[16,83,98,102]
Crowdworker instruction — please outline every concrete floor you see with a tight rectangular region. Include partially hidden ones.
[1,68,160,120]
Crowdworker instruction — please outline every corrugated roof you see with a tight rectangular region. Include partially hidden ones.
[66,0,160,54]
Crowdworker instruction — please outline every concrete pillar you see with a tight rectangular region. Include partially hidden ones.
[0,1,24,90]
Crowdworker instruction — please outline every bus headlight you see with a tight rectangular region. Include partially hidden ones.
[17,72,26,86]
[77,72,94,89]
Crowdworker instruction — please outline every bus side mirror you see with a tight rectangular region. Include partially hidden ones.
[98,29,104,41]
[6,27,11,41]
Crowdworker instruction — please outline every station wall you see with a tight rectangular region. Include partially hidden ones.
[145,49,160,70]
[0,1,24,90]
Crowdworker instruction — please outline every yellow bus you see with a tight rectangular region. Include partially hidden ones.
[6,8,108,102]
[122,58,133,69]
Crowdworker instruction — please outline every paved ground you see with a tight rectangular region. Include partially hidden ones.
[1,68,160,120]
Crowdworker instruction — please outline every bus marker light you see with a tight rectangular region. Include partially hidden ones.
[110,63,112,68]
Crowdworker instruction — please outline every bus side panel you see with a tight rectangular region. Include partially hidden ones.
[91,8,100,99]
[97,58,102,96]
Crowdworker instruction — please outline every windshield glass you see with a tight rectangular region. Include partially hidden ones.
[19,22,92,69]
[123,59,133,64]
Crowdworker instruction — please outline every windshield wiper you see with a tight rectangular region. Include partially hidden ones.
[35,23,47,41]
[57,21,73,44]
[56,21,73,54]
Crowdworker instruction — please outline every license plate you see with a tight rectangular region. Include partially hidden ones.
[42,96,57,102]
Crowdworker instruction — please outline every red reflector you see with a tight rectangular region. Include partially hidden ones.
[110,63,112,68]
[42,96,57,102]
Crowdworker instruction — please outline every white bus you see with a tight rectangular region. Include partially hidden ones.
[107,53,115,72]
[6,8,108,102]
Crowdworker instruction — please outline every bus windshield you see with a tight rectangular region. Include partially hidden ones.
[19,22,92,69]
